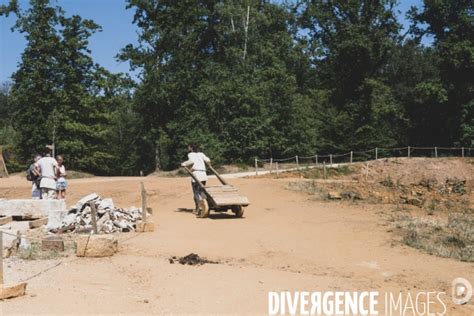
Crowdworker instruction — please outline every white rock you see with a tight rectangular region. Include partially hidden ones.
[83,215,91,225]
[98,198,114,210]
[82,206,91,215]
[75,193,100,210]
[63,213,77,226]
[114,219,129,229]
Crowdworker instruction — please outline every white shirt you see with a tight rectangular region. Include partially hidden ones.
[183,152,210,182]
[38,157,58,189]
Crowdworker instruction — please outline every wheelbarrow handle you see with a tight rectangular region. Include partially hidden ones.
[205,162,229,185]
[181,166,207,191]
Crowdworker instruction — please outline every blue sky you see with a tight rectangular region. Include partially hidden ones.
[0,0,424,83]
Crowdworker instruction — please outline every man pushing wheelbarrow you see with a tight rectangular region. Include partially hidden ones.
[181,143,250,219]
[181,143,211,216]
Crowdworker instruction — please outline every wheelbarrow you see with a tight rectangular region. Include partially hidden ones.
[182,162,250,218]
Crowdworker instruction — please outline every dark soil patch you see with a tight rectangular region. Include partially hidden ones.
[169,253,219,266]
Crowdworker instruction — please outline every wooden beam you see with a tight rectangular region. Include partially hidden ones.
[205,162,228,185]
[0,216,12,226]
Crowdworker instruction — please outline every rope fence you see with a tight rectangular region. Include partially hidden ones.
[254,146,474,175]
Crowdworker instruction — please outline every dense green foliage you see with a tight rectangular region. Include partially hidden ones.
[0,0,472,174]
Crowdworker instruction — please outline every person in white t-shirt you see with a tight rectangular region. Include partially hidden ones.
[37,149,58,200]
[181,144,211,213]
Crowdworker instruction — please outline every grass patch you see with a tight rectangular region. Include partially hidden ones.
[394,210,473,262]
[426,199,439,215]
[299,165,355,179]
[380,176,395,188]
[286,181,328,199]
[18,243,41,260]
[67,170,94,179]
[17,241,72,260]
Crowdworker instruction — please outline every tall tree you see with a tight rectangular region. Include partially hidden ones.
[0,82,16,146]
[410,0,474,146]
[299,0,405,152]
[54,14,111,172]
[1,0,134,174]
[1,0,62,159]
[384,41,441,146]
[121,0,308,169]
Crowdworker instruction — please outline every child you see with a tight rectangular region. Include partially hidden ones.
[55,155,67,199]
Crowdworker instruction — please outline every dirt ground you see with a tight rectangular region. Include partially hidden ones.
[0,164,473,315]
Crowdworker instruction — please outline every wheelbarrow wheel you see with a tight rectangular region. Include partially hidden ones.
[198,199,210,218]
[232,206,244,218]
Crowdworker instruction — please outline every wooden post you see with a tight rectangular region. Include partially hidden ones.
[365,162,369,181]
[435,146,438,158]
[141,182,147,223]
[329,154,333,166]
[255,158,258,176]
[315,155,318,165]
[90,202,98,234]
[296,156,299,170]
[375,147,378,160]
[276,162,279,177]
[0,231,3,284]
[270,158,273,174]
[350,151,353,163]
[323,161,327,179]
[408,146,411,159]
[462,147,464,158]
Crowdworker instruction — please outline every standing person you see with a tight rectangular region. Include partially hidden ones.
[37,148,58,200]
[55,155,67,199]
[181,144,211,215]
[28,155,42,199]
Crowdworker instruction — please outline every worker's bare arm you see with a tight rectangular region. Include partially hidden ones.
[181,160,194,167]
[202,153,211,163]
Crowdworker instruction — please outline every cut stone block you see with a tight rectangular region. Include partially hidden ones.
[46,206,69,231]
[0,199,66,219]
[76,234,118,257]
[136,221,155,232]
[0,282,27,299]
[42,236,64,252]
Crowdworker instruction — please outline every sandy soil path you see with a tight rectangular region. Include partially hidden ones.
[0,175,473,315]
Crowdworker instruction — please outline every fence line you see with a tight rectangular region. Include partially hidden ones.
[254,146,473,175]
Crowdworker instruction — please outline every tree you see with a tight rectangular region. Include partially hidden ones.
[54,14,111,172]
[120,0,308,169]
[0,82,17,146]
[1,0,138,174]
[1,0,63,159]
[409,0,474,146]
[299,0,405,151]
